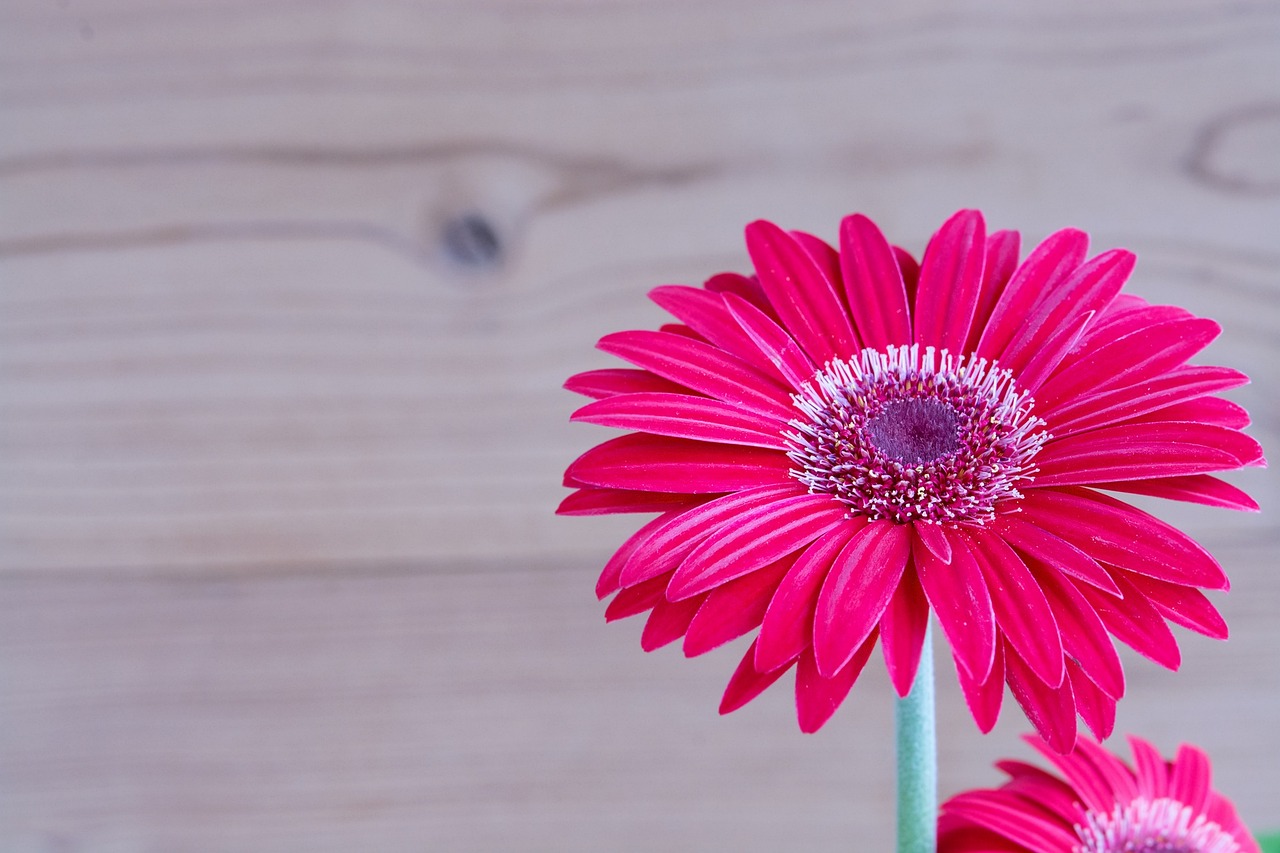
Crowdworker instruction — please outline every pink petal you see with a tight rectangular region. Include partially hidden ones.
[756,522,864,672]
[1070,662,1117,742]
[640,592,705,651]
[894,246,920,302]
[1047,365,1249,436]
[1123,572,1228,639]
[1168,744,1212,812]
[1037,317,1222,408]
[913,520,952,563]
[565,367,688,399]
[596,510,691,599]
[1076,571,1182,670]
[965,229,1022,351]
[1073,735,1139,803]
[838,213,913,349]
[704,271,773,314]
[917,533,996,682]
[795,636,876,733]
[719,639,793,715]
[604,573,668,622]
[1027,562,1125,700]
[977,228,1089,362]
[813,521,912,677]
[682,554,795,657]
[1012,309,1094,394]
[557,487,703,518]
[659,322,702,339]
[992,512,1121,595]
[1016,488,1229,591]
[598,329,795,421]
[791,230,846,301]
[567,433,793,495]
[968,530,1065,689]
[723,291,819,389]
[572,392,788,450]
[1000,248,1134,375]
[1026,736,1116,814]
[996,760,1081,823]
[648,285,785,379]
[621,483,802,587]
[913,209,987,352]
[1006,647,1078,754]
[880,563,930,698]
[1128,735,1170,799]
[745,219,859,366]
[942,789,1081,850]
[1131,396,1251,430]
[955,640,1005,734]
[667,494,850,600]
[1034,422,1257,486]
[1094,474,1259,512]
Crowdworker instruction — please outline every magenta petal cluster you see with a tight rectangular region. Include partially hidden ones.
[560,210,1263,750]
[939,735,1259,853]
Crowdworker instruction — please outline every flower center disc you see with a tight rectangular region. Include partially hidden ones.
[786,344,1047,526]
[866,398,962,464]
[1075,797,1243,853]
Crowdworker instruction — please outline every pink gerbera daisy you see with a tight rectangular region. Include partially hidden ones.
[938,735,1259,853]
[560,210,1262,750]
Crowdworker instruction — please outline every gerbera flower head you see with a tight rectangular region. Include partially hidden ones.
[938,734,1260,853]
[560,210,1263,750]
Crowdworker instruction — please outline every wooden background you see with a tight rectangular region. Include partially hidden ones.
[2,1,1278,849]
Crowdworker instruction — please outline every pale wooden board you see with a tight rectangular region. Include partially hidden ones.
[2,0,1279,848]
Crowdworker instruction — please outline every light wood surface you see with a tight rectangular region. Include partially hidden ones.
[2,1,1278,849]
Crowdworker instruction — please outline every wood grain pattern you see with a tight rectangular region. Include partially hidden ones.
[2,0,1278,848]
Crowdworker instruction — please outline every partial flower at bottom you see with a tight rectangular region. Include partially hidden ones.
[560,209,1263,751]
[938,735,1259,853]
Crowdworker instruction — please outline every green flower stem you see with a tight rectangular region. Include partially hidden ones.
[896,620,937,853]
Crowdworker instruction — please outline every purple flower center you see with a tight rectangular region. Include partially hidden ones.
[1075,797,1242,853]
[866,398,962,463]
[786,345,1047,525]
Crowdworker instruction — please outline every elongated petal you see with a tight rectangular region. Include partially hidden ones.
[1034,422,1258,486]
[756,522,864,672]
[668,494,850,600]
[1017,488,1229,591]
[795,636,876,733]
[1037,317,1222,408]
[1047,365,1249,436]
[880,563,930,698]
[838,213,912,349]
[1069,662,1117,742]
[955,640,1005,734]
[913,521,952,563]
[977,228,1089,361]
[1123,572,1228,639]
[621,483,802,586]
[597,510,691,599]
[567,433,793,495]
[943,789,1081,850]
[969,530,1065,688]
[1014,309,1094,394]
[648,285,784,378]
[719,639,792,715]
[1169,744,1212,813]
[993,512,1120,595]
[1028,562,1126,700]
[573,392,788,449]
[641,592,705,651]
[745,219,858,366]
[1006,646,1077,754]
[1001,248,1134,375]
[1094,474,1259,512]
[813,521,912,677]
[565,367,688,399]
[1076,571,1182,670]
[913,209,986,351]
[598,329,794,420]
[604,573,668,622]
[1027,736,1117,813]
[1129,735,1171,799]
[965,229,1021,351]
[723,291,818,389]
[682,554,795,657]
[917,533,996,682]
[558,487,702,517]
